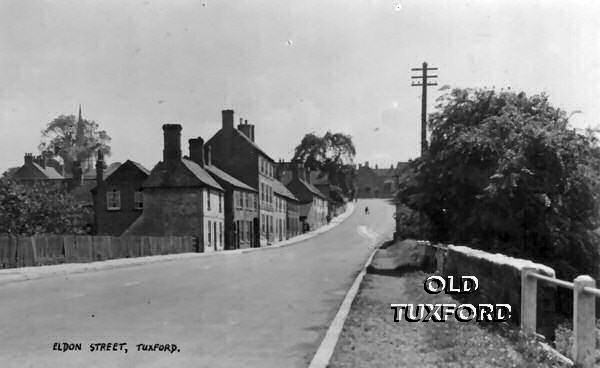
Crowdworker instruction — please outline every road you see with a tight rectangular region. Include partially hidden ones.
[0,199,394,368]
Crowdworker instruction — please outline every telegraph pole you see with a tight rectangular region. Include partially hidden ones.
[411,62,438,155]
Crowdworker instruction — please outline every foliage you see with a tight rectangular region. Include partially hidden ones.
[554,319,600,363]
[292,131,356,195]
[0,179,90,235]
[39,114,111,173]
[397,88,600,279]
[292,131,356,171]
[394,203,427,240]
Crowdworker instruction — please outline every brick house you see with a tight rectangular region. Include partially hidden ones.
[355,161,407,198]
[91,151,150,236]
[280,162,328,232]
[206,110,278,246]
[272,179,300,240]
[125,124,225,252]
[11,153,65,184]
[309,171,346,219]
[187,138,259,250]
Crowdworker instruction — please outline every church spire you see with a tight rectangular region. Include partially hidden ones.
[75,104,86,163]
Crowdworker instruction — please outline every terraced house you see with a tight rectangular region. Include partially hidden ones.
[206,110,278,246]
[271,179,299,241]
[190,139,259,250]
[280,162,328,232]
[124,124,225,252]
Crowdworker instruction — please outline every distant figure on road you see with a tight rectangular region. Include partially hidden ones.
[364,206,369,215]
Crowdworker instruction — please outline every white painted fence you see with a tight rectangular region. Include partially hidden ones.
[521,267,600,368]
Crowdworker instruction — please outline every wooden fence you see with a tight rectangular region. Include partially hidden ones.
[0,235,200,269]
[522,268,600,368]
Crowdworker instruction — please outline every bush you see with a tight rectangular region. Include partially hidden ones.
[0,178,90,235]
[397,88,600,280]
[554,319,600,364]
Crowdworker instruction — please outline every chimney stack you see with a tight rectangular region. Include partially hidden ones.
[72,160,83,186]
[206,145,212,166]
[188,137,205,167]
[24,153,33,165]
[162,124,182,163]
[293,162,306,181]
[237,118,254,141]
[96,150,105,187]
[248,120,255,142]
[222,110,234,133]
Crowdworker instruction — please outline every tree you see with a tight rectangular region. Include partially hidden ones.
[0,179,90,235]
[397,87,600,279]
[292,131,356,194]
[39,112,111,174]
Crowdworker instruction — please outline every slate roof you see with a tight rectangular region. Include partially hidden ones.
[143,159,223,190]
[298,178,327,199]
[32,163,64,180]
[103,161,149,181]
[207,128,275,162]
[272,179,298,201]
[3,167,19,178]
[233,129,274,161]
[204,164,256,192]
[181,159,223,190]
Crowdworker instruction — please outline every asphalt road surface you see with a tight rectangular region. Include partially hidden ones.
[0,199,394,368]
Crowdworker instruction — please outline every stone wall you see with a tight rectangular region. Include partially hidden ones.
[422,242,558,339]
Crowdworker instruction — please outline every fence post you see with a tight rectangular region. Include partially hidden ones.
[520,267,537,335]
[572,275,596,368]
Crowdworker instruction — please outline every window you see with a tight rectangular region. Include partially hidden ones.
[207,221,212,246]
[219,193,222,213]
[261,183,265,201]
[207,190,211,211]
[261,214,265,234]
[134,190,143,210]
[239,191,244,207]
[106,189,121,210]
[245,192,249,208]
[269,216,273,234]
[253,193,257,209]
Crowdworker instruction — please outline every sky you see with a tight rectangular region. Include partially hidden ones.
[1,0,600,173]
